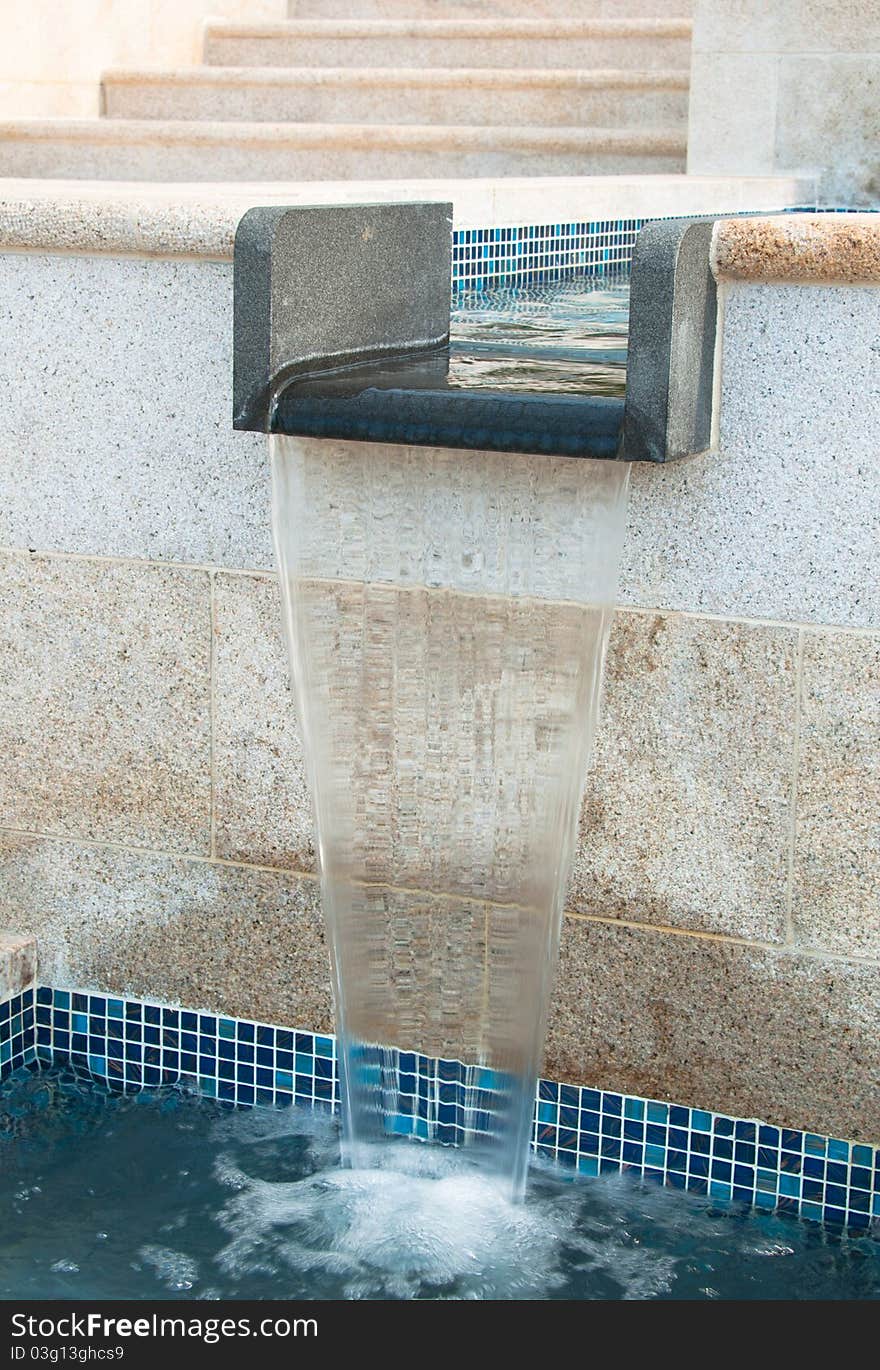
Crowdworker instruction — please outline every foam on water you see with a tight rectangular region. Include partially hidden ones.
[215,1138,586,1300]
[214,1152,687,1300]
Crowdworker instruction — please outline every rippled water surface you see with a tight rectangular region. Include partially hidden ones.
[449,277,629,395]
[2,1067,877,1301]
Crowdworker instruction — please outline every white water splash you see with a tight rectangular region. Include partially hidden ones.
[213,1126,678,1301]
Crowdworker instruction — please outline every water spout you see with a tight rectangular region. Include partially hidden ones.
[234,201,720,1198]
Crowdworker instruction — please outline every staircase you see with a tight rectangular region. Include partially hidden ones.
[0,2,692,181]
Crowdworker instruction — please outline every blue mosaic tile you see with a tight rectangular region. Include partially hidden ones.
[785,205,880,215]
[451,218,644,293]
[16,984,880,1236]
[0,987,37,1080]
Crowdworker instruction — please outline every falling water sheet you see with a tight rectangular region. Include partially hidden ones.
[272,432,630,1197]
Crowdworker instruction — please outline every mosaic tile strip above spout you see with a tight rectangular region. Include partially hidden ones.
[16,986,880,1237]
[451,219,643,292]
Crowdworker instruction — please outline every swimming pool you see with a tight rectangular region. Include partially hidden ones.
[3,1066,878,1302]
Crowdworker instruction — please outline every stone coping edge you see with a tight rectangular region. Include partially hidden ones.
[712,214,880,285]
[0,175,813,262]
[0,931,37,1003]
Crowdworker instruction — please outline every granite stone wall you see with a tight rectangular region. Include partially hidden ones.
[0,242,877,1140]
[687,0,880,204]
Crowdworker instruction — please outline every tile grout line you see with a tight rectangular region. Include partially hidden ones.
[784,627,806,946]
[0,543,277,581]
[562,908,880,969]
[0,822,318,881]
[4,818,879,971]
[0,813,804,943]
[2,543,879,639]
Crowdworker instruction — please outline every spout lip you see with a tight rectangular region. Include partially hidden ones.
[270,378,627,461]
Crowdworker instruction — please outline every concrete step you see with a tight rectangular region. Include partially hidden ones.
[102,66,689,129]
[203,18,692,71]
[286,0,692,14]
[0,118,686,181]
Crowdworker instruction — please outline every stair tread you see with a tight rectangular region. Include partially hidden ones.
[205,17,692,35]
[102,65,690,89]
[0,117,686,148]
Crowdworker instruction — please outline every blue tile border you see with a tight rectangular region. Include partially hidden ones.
[9,984,875,1237]
[29,986,335,1113]
[451,218,643,292]
[785,205,880,214]
[532,1082,879,1233]
[0,987,36,1079]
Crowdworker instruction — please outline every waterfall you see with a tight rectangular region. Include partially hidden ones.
[272,435,630,1199]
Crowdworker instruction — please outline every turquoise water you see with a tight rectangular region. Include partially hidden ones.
[2,1066,878,1301]
[450,277,628,395]
[283,277,629,403]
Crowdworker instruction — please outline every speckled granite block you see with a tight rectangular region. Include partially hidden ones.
[7,241,874,629]
[0,552,212,854]
[0,177,812,262]
[213,572,314,871]
[686,53,779,178]
[0,832,332,1031]
[546,916,880,1142]
[777,58,880,207]
[569,610,797,941]
[693,0,880,54]
[792,630,880,958]
[713,214,880,284]
[621,282,880,628]
[0,930,36,1002]
[0,252,272,569]
[0,831,492,1062]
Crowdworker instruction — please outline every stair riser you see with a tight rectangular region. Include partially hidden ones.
[0,138,685,181]
[204,33,691,70]
[287,1,693,16]
[103,79,689,129]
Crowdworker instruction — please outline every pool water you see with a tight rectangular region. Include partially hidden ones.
[288,277,630,400]
[273,275,630,457]
[449,277,629,396]
[2,1066,878,1301]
